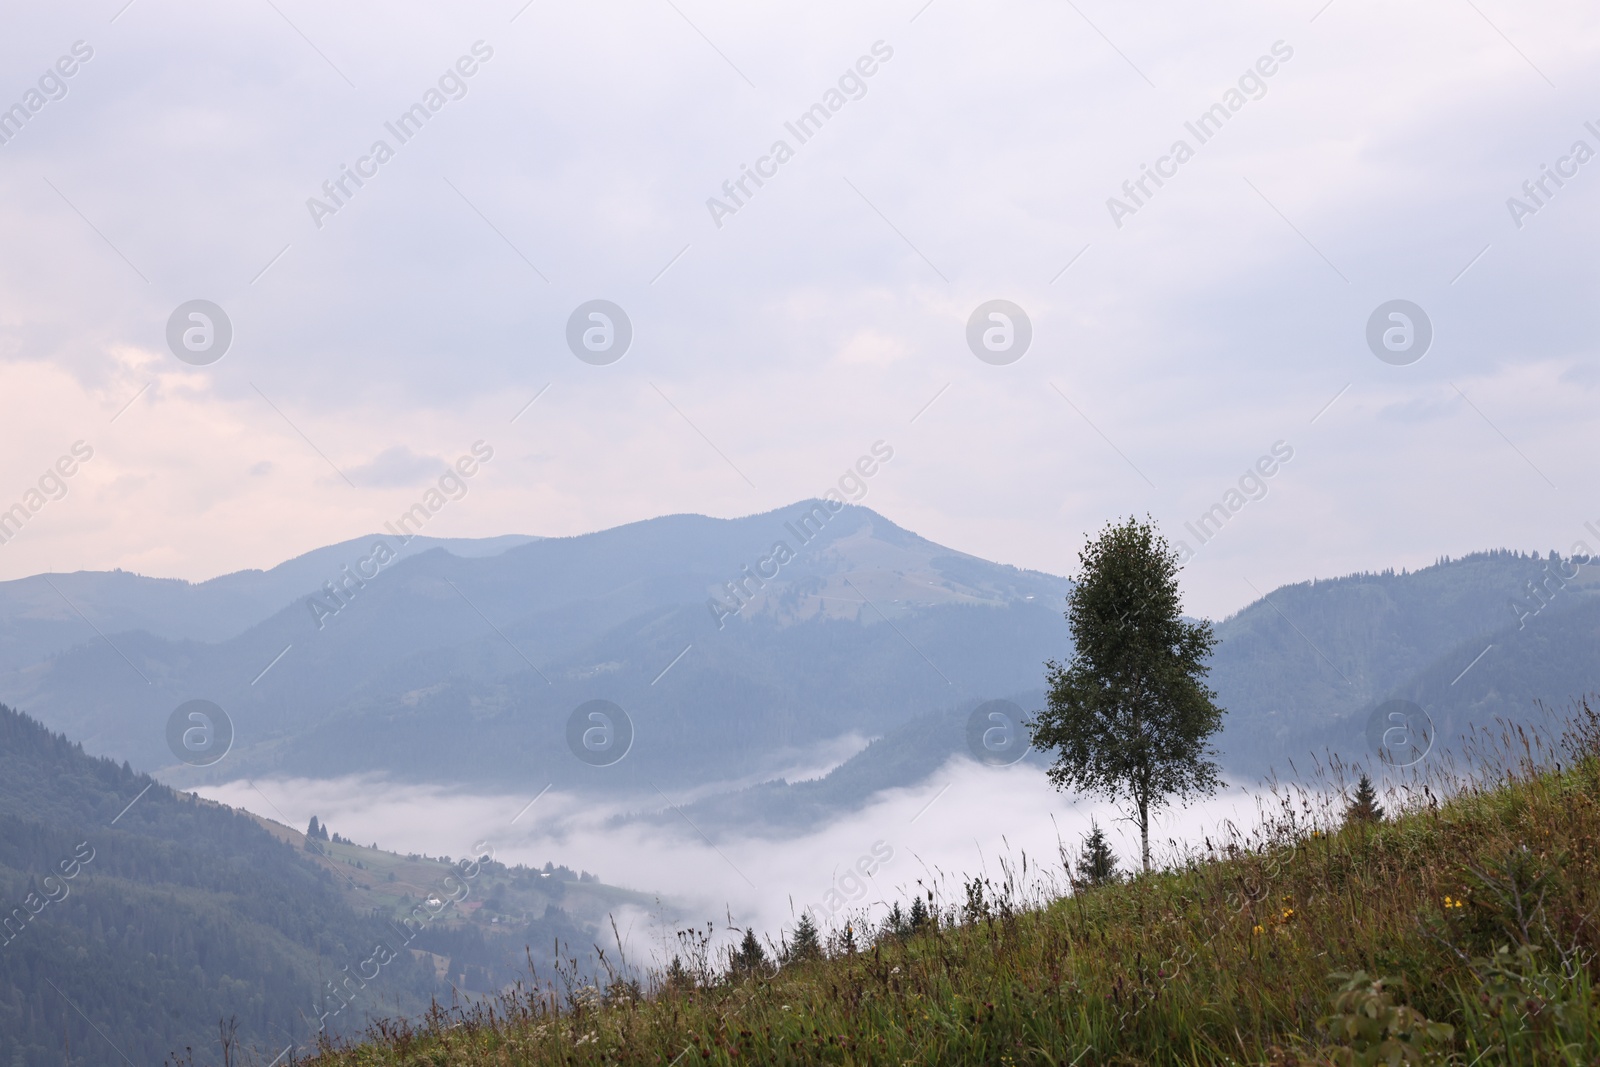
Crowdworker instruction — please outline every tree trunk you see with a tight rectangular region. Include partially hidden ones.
[1139,796,1150,873]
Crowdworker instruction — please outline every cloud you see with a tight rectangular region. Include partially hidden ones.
[1,0,1599,618]
[198,754,1283,968]
[346,445,443,488]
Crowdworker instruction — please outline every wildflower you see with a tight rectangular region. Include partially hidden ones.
[1253,924,1264,935]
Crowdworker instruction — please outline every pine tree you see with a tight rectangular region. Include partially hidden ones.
[787,911,822,963]
[1346,771,1384,824]
[663,955,693,991]
[730,927,766,976]
[908,895,930,933]
[1074,818,1120,889]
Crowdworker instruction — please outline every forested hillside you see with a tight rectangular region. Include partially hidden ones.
[0,700,668,1065]
[0,703,436,1065]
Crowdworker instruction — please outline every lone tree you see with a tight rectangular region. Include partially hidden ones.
[1029,517,1224,873]
[1345,771,1384,825]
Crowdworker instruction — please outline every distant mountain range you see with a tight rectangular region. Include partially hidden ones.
[1,503,1595,826]
[667,549,1600,838]
[1209,548,1600,774]
[0,504,1069,796]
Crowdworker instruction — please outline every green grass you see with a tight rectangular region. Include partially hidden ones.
[300,707,1600,1066]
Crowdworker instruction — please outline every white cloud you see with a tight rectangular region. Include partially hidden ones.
[198,755,1288,968]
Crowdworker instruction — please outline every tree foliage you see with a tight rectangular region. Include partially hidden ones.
[1029,517,1223,872]
[731,928,767,975]
[1346,771,1384,825]
[786,911,822,963]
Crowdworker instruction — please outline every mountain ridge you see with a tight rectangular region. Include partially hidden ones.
[1,506,1594,812]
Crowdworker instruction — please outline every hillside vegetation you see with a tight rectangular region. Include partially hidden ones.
[301,705,1600,1066]
[0,702,441,1065]
[0,703,648,1066]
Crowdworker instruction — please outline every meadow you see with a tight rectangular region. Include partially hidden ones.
[298,703,1600,1066]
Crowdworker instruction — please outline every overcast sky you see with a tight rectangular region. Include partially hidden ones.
[2,0,1597,619]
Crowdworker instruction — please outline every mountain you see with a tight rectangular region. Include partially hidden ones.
[0,503,1069,795]
[0,701,436,1065]
[0,533,539,669]
[0,702,657,1066]
[622,550,1600,838]
[2,502,1596,819]
[1208,549,1600,773]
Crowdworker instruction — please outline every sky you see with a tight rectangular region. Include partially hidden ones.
[2,0,1599,619]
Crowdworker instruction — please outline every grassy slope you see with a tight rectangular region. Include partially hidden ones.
[304,717,1600,1066]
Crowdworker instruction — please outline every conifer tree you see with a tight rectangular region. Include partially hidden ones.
[1346,771,1385,824]
[1073,818,1121,888]
[664,955,693,991]
[787,911,822,963]
[731,927,766,975]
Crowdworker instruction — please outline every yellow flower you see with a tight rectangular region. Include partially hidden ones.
[1252,924,1264,935]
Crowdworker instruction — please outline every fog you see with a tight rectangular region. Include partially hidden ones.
[200,753,1280,969]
